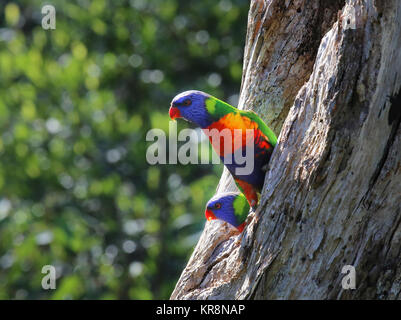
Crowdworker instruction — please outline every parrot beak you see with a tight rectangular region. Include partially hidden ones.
[169,106,181,120]
[205,209,216,221]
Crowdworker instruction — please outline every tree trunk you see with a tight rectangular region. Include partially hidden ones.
[171,0,401,300]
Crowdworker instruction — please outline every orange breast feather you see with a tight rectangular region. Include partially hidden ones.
[204,112,270,157]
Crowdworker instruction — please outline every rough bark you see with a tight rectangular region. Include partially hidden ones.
[171,0,401,300]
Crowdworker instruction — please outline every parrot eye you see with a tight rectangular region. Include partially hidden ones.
[214,203,221,209]
[182,99,192,106]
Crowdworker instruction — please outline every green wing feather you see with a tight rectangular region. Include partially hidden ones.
[239,109,278,147]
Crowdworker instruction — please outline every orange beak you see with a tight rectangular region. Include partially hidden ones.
[205,209,216,221]
[169,106,181,120]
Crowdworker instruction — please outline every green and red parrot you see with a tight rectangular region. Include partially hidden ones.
[205,192,250,232]
[169,90,277,208]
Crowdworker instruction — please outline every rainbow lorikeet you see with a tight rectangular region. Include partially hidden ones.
[169,90,277,208]
[205,192,250,232]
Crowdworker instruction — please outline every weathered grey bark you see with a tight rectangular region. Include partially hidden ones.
[171,0,401,299]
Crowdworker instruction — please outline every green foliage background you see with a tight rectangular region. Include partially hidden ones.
[0,0,248,299]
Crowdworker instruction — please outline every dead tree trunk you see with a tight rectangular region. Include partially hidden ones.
[171,0,401,299]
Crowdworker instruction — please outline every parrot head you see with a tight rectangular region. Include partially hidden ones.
[169,90,213,128]
[205,192,250,232]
